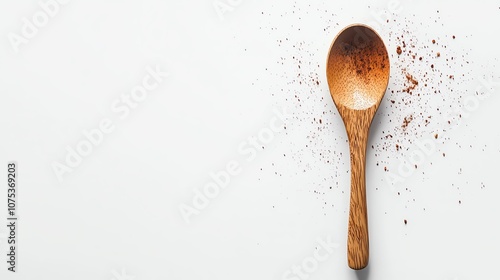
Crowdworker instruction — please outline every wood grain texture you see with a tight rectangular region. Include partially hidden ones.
[326,24,390,270]
[340,106,376,270]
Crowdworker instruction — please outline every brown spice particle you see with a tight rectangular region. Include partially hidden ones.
[432,39,436,44]
[402,72,419,94]
[402,115,414,130]
[404,219,407,225]
[436,52,440,57]
[396,46,402,55]
[406,74,418,86]
[434,134,438,139]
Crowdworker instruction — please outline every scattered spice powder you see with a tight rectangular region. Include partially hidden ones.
[404,73,419,93]
[261,5,491,225]
[402,115,413,131]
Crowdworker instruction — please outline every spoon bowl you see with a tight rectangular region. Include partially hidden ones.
[326,24,390,270]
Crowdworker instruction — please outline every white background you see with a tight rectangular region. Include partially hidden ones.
[0,0,499,279]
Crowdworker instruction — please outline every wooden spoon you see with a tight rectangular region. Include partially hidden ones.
[326,24,390,270]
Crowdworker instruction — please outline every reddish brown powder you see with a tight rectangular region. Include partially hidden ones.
[402,72,419,94]
[402,115,414,130]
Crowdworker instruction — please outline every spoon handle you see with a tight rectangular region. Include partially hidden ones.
[346,119,370,270]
